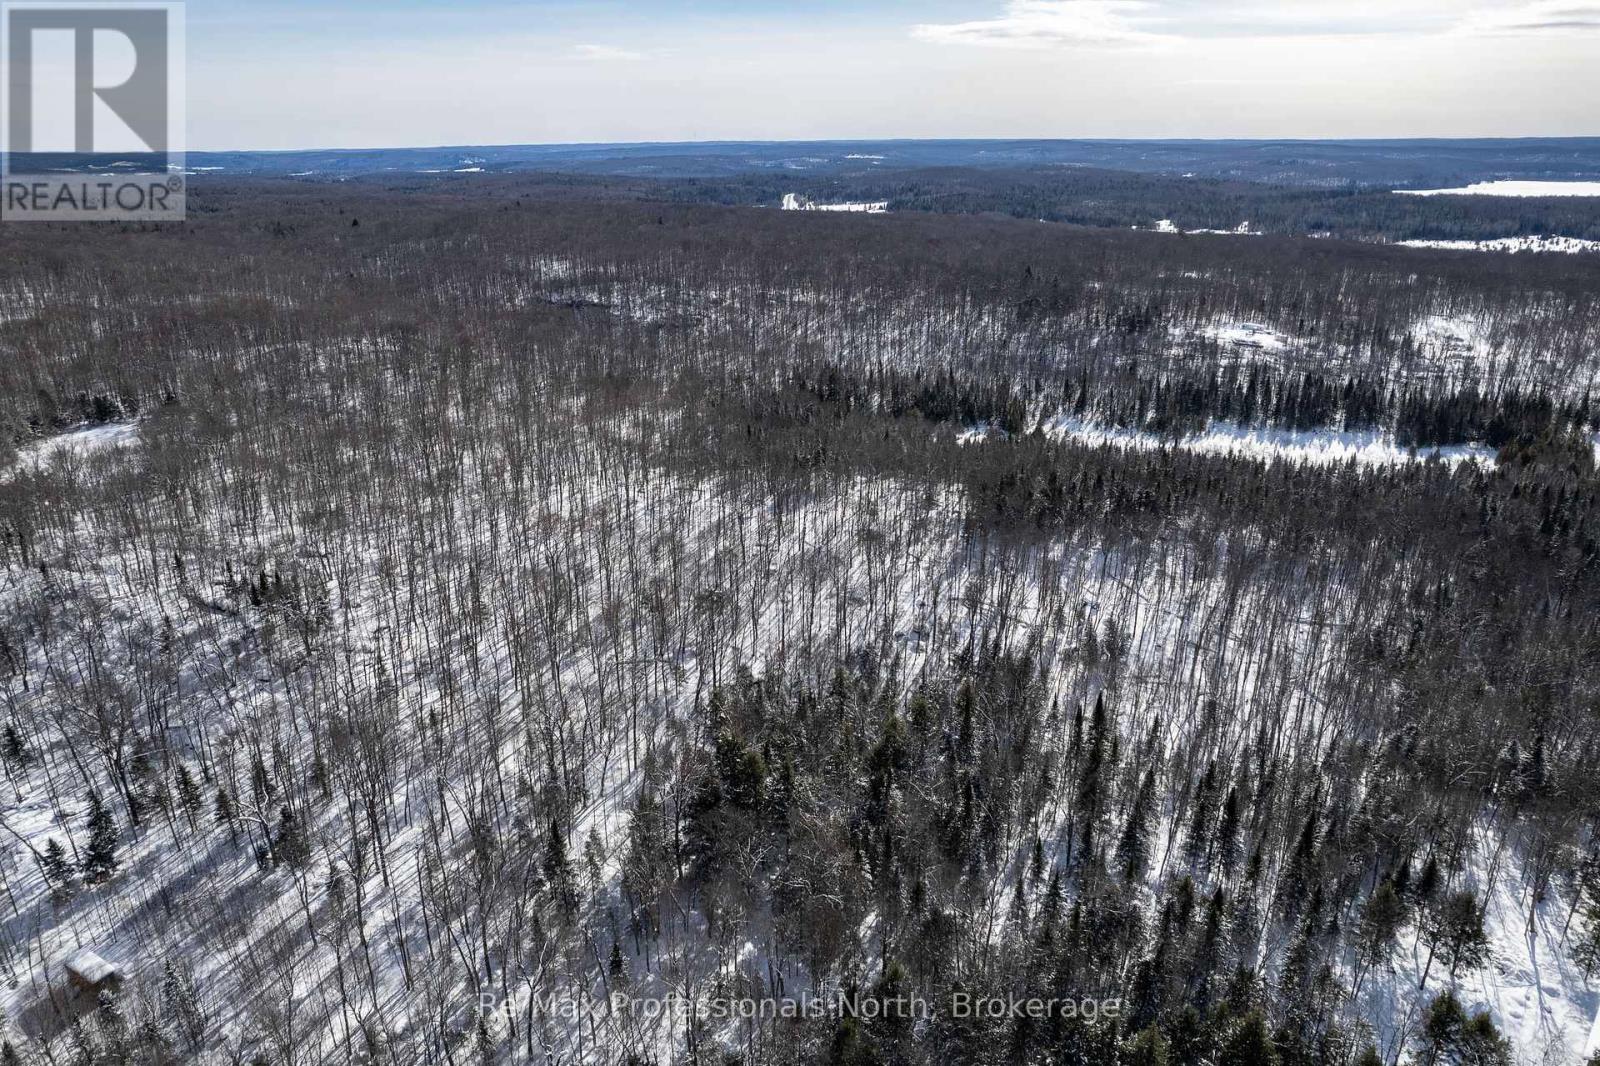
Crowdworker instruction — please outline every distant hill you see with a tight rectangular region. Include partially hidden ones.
[17,137,1600,186]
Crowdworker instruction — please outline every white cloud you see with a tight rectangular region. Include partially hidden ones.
[573,43,645,61]
[914,1,1600,46]
[912,1,1167,49]
[1456,1,1600,34]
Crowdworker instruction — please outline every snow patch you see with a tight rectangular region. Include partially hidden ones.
[1209,321,1288,352]
[1144,219,1260,236]
[8,422,141,474]
[782,193,889,214]
[1036,416,1499,468]
[1397,235,1600,255]
[1397,180,1600,198]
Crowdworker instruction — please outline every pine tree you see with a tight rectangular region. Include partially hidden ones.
[1357,881,1407,968]
[1118,767,1157,882]
[472,1006,497,1066]
[80,790,119,884]
[1420,990,1511,1066]
[1426,890,1491,983]
[1276,803,1319,918]
[160,957,206,1050]
[583,826,605,895]
[174,764,204,829]
[1192,887,1227,1003]
[1075,692,1113,865]
[1221,1011,1279,1066]
[608,940,629,987]
[214,788,238,844]
[1124,1026,1171,1066]
[1168,1006,1213,1066]
[39,837,76,905]
[544,820,578,918]
[273,806,311,870]
[1572,869,1600,978]
[1214,786,1241,875]
[1413,854,1441,906]
[0,723,27,768]
[622,788,670,910]
[1182,762,1218,870]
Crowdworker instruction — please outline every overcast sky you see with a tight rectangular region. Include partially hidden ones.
[186,0,1600,149]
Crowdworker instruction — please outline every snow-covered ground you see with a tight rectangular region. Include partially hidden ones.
[1147,219,1260,236]
[1030,416,1501,468]
[1397,236,1600,255]
[1397,181,1600,198]
[1351,824,1599,1066]
[5,422,141,475]
[1208,321,1289,353]
[781,193,889,213]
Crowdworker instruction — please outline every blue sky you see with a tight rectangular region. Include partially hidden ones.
[182,0,1600,149]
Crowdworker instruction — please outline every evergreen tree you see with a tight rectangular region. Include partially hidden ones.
[0,723,27,769]
[828,1016,883,1066]
[1124,1026,1171,1066]
[1572,870,1600,978]
[1426,890,1491,983]
[1357,881,1407,969]
[1413,854,1441,906]
[1214,786,1241,875]
[160,958,206,1051]
[39,837,76,905]
[1220,1010,1279,1066]
[174,764,204,830]
[80,790,119,885]
[607,940,629,987]
[1075,692,1113,865]
[272,806,311,870]
[1167,1006,1214,1066]
[544,820,578,918]
[1118,767,1157,882]
[214,788,238,844]
[1420,990,1512,1066]
[1276,803,1320,918]
[1183,761,1218,870]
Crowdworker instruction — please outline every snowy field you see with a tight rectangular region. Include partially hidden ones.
[1397,236,1600,255]
[781,193,889,213]
[1397,181,1600,198]
[1149,219,1261,236]
[960,416,1504,468]
[4,422,142,475]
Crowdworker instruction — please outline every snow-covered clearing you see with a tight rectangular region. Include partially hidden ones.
[1148,220,1260,236]
[1026,416,1502,468]
[1207,321,1289,353]
[1397,181,1600,198]
[5,422,142,475]
[781,193,889,213]
[1398,236,1600,255]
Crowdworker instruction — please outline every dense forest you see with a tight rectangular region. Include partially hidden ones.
[652,166,1600,244]
[0,179,1597,1066]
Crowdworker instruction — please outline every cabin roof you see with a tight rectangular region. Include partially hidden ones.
[64,949,119,984]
